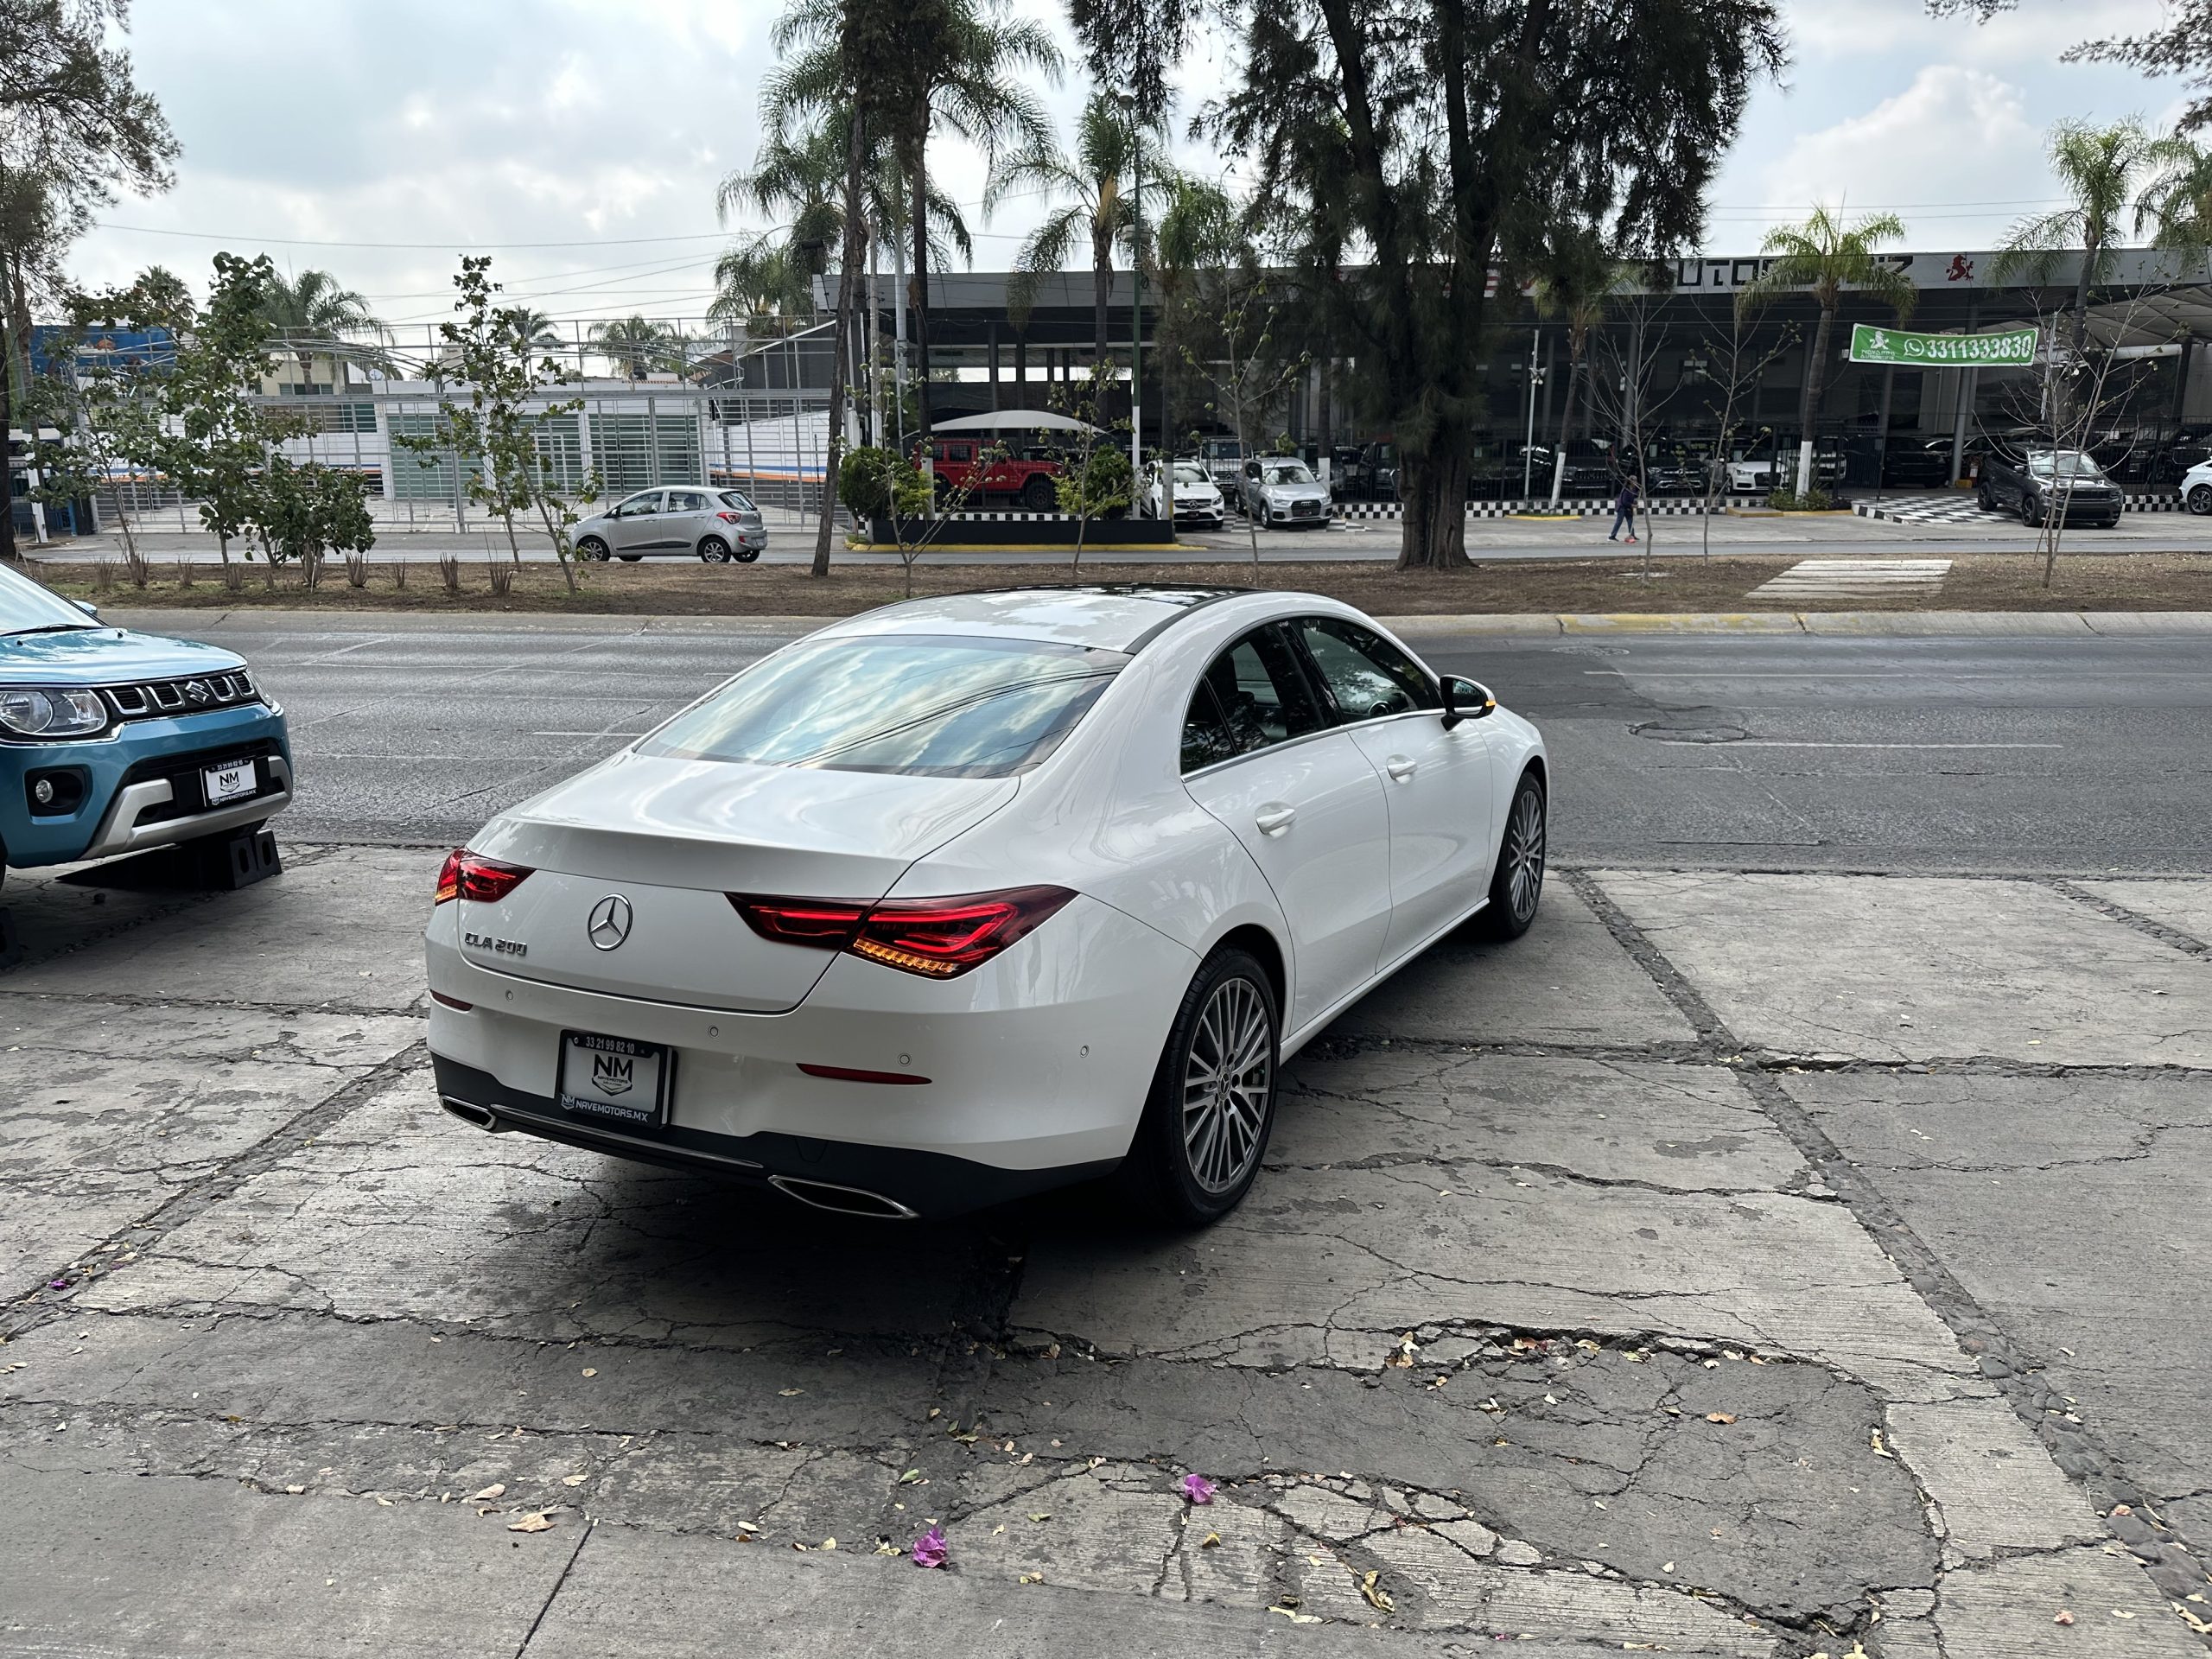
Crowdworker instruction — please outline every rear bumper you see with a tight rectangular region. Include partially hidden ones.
[432,1054,1115,1218]
[423,893,1196,1212]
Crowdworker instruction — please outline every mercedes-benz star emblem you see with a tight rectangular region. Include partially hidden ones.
[586,894,633,951]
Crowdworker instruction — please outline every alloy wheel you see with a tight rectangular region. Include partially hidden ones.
[699,537,732,563]
[1179,975,1273,1195]
[2191,484,2212,516]
[1503,785,1546,923]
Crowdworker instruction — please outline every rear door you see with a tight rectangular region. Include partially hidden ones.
[1180,623,1393,1033]
[1291,615,1496,963]
[664,487,713,551]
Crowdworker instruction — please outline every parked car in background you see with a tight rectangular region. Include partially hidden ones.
[1878,440,1959,490]
[1341,441,1400,501]
[1328,445,1363,499]
[1141,461,1225,529]
[918,437,1063,512]
[0,564,291,882]
[1977,448,2123,527]
[2178,457,2212,514]
[574,486,767,563]
[426,587,1548,1223]
[1240,457,1333,527]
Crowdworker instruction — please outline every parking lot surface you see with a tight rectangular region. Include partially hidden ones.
[3,835,2208,1656]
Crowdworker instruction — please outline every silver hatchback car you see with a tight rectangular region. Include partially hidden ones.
[573,486,767,563]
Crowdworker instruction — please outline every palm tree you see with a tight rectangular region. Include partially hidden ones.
[2133,133,2212,282]
[1529,228,1634,505]
[989,93,1166,362]
[589,315,683,380]
[1736,206,1915,496]
[253,267,391,391]
[764,0,1061,436]
[709,234,814,335]
[720,119,849,281]
[1993,119,2168,364]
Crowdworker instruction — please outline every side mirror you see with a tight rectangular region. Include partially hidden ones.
[74,600,100,620]
[1441,677,1495,728]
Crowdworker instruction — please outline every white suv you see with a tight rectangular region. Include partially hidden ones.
[2183,461,2212,516]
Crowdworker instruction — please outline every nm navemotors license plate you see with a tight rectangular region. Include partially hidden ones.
[556,1031,671,1128]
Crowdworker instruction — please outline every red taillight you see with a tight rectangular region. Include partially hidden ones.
[728,886,1074,979]
[434,849,532,906]
[429,990,474,1011]
[731,896,868,946]
[716,510,742,524]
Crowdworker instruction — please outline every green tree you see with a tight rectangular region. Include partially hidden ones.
[401,257,594,593]
[163,252,298,567]
[55,270,196,563]
[588,315,685,379]
[1211,0,1783,570]
[1046,362,1130,571]
[255,454,373,588]
[1529,228,1634,506]
[252,267,391,394]
[0,0,176,563]
[2133,133,2212,279]
[990,93,1167,361]
[1735,205,1916,497]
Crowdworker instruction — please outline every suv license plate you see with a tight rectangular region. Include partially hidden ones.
[557,1032,671,1128]
[202,759,257,804]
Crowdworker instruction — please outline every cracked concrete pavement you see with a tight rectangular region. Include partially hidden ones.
[3,843,2209,1656]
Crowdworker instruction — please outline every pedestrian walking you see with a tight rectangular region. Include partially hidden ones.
[1608,476,1640,543]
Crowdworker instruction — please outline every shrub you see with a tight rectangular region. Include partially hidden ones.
[1765,486,1833,512]
[838,446,904,521]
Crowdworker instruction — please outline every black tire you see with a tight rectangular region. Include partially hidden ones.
[1475,771,1547,940]
[2190,484,2212,516]
[577,536,609,561]
[1022,474,1057,512]
[618,553,644,563]
[698,536,732,563]
[2021,494,2043,527]
[1974,484,1993,512]
[736,547,760,563]
[1117,947,1281,1226]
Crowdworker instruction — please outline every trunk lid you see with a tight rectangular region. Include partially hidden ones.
[462,752,1019,1011]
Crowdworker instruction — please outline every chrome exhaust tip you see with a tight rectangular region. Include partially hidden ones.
[769,1175,918,1220]
[441,1097,503,1132]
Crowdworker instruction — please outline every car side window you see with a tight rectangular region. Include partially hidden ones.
[1189,626,1326,765]
[621,492,662,517]
[667,490,708,512]
[1180,682,1236,773]
[1296,617,1440,721]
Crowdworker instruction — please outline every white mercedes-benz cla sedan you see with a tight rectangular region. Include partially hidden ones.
[426,588,1548,1224]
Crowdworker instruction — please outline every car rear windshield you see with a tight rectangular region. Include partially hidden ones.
[718,491,755,511]
[638,633,1126,779]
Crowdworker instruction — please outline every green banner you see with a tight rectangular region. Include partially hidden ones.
[1848,323,2037,366]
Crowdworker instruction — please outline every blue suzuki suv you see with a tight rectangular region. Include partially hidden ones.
[0,563,291,877]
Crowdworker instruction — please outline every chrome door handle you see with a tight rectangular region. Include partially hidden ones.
[1254,803,1297,836]
[1385,756,1418,783]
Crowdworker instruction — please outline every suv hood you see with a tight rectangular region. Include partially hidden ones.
[0,626,245,684]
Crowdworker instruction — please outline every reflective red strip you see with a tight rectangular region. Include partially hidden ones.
[798,1063,931,1086]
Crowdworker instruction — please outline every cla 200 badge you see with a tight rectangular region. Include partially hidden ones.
[463,932,527,957]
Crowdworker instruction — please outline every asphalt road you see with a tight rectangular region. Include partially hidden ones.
[194,615,2212,874]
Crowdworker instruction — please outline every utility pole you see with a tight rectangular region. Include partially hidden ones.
[1128,118,1144,493]
[1522,330,1543,500]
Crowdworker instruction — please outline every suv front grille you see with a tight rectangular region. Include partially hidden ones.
[105,671,260,721]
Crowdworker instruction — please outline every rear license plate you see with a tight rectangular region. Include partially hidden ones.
[202,758,257,804]
[556,1032,671,1128]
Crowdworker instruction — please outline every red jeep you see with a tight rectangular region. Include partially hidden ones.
[921,436,1064,512]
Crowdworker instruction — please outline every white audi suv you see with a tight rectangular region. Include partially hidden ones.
[426,588,1548,1224]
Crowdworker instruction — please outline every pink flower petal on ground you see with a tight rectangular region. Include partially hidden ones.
[910,1525,947,1568]
[1180,1473,1217,1505]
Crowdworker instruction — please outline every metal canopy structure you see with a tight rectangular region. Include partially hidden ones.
[930,409,1102,434]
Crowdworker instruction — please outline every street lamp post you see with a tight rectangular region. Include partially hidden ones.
[1522,334,1544,501]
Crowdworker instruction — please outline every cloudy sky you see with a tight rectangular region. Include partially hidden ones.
[64,0,2194,348]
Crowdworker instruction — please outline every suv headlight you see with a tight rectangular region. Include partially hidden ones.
[0,688,108,738]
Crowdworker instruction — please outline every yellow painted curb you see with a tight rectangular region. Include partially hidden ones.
[842,543,1192,555]
[1558,612,1807,634]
